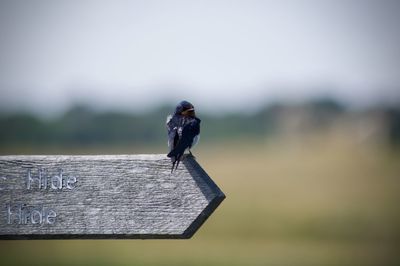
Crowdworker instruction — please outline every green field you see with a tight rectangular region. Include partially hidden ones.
[1,136,400,266]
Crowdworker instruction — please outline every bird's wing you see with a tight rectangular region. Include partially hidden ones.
[167,118,200,158]
[166,115,180,151]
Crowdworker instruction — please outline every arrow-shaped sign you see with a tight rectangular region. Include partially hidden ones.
[0,154,225,239]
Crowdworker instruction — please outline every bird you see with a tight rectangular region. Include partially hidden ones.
[166,100,201,172]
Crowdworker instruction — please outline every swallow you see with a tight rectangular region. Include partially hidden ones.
[166,100,201,172]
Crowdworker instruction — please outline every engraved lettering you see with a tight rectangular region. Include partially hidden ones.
[26,169,42,189]
[46,210,57,224]
[43,169,48,188]
[7,166,74,227]
[7,204,22,224]
[6,204,56,225]
[30,207,42,224]
[51,170,63,190]
[26,168,77,190]
[66,176,77,189]
[23,207,30,224]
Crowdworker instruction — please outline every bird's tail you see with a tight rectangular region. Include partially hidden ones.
[167,146,185,158]
[167,148,178,158]
[167,150,183,173]
[170,157,181,173]
[168,155,182,173]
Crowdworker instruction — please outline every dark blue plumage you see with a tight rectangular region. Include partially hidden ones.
[166,101,200,172]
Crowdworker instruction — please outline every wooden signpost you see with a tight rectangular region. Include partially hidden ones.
[0,154,225,239]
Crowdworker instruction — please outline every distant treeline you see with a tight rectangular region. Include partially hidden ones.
[1,99,399,148]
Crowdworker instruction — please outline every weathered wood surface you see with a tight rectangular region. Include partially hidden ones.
[0,154,225,239]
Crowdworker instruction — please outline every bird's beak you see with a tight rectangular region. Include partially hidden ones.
[182,108,195,116]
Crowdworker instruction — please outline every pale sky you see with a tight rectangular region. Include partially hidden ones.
[0,0,399,115]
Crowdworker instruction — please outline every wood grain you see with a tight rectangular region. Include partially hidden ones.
[0,154,225,239]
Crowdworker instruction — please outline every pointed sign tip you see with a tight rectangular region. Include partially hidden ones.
[0,154,225,239]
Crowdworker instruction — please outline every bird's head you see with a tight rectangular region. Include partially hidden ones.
[175,100,196,117]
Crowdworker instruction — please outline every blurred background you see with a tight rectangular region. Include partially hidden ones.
[1,0,400,265]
